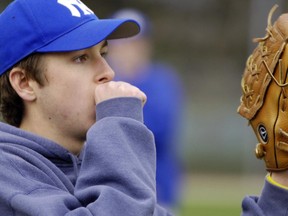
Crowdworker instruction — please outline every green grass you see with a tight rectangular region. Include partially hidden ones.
[173,173,264,216]
[178,204,240,216]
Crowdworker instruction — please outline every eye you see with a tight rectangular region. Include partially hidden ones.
[100,45,108,58]
[73,54,89,63]
[101,51,108,58]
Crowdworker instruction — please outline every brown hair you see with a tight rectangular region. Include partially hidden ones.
[0,53,44,127]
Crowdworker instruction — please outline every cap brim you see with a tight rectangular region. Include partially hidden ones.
[37,19,140,52]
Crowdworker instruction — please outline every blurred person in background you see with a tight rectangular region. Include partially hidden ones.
[108,8,185,209]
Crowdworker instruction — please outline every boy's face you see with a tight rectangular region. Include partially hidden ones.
[31,41,114,145]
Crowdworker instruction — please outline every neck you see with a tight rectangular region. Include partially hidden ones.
[20,118,84,155]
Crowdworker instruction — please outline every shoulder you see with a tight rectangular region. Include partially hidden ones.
[0,142,70,191]
[0,143,52,180]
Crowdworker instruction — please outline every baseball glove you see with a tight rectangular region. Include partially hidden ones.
[238,5,288,171]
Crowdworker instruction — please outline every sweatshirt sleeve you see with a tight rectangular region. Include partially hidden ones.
[241,176,288,215]
[1,97,172,216]
[74,97,171,215]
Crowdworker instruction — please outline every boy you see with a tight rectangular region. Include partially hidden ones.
[0,0,171,215]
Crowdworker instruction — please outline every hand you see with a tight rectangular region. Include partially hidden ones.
[271,171,288,187]
[95,81,147,106]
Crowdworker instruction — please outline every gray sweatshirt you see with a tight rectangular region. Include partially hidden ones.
[0,97,171,215]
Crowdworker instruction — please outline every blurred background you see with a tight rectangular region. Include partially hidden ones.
[1,0,288,215]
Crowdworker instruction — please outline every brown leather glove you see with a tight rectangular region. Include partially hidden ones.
[238,5,288,171]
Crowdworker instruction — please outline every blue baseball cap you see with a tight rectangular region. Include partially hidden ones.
[0,0,140,76]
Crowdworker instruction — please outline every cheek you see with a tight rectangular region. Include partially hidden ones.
[42,64,96,121]
[41,81,96,118]
[63,86,95,113]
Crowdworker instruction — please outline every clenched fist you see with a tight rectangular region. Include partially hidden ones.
[95,81,147,106]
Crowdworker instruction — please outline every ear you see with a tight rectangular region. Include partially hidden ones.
[9,68,37,102]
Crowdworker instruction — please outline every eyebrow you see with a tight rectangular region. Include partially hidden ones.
[101,40,108,48]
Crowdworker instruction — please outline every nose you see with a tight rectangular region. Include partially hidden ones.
[95,60,115,84]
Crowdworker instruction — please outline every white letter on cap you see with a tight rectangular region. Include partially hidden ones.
[58,0,94,17]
